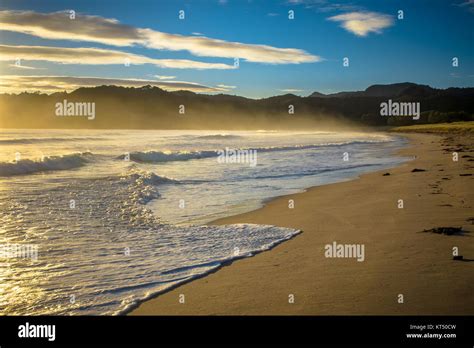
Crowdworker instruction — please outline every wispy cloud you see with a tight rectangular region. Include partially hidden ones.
[455,0,474,13]
[0,10,320,64]
[278,88,304,93]
[0,10,140,46]
[0,75,231,94]
[143,31,320,64]
[217,84,236,89]
[287,0,360,13]
[327,11,394,36]
[0,44,235,70]
[154,75,176,80]
[8,63,44,70]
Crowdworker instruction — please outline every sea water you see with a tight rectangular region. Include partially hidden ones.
[0,129,408,315]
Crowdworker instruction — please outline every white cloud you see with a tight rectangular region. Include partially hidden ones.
[217,84,236,89]
[0,75,230,94]
[0,44,235,69]
[8,63,44,70]
[155,75,176,80]
[456,0,474,12]
[0,10,141,46]
[287,0,360,12]
[0,10,321,64]
[143,31,320,64]
[278,88,304,93]
[327,11,394,36]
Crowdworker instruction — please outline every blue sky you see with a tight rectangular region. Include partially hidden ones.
[0,0,472,98]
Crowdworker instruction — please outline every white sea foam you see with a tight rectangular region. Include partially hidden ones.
[114,224,301,315]
[120,169,180,204]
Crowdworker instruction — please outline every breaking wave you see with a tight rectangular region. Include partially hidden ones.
[120,139,392,164]
[196,134,242,140]
[119,169,180,205]
[0,137,102,144]
[0,152,94,177]
[118,150,217,163]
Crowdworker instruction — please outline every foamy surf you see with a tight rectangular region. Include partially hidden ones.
[120,169,180,205]
[114,224,301,315]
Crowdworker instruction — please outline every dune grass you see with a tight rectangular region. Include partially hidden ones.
[391,121,474,134]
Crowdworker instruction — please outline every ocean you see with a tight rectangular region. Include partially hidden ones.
[0,129,408,315]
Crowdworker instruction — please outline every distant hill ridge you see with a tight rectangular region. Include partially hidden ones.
[310,82,449,98]
[1,82,473,129]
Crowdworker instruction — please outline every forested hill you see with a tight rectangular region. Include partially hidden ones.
[1,82,473,129]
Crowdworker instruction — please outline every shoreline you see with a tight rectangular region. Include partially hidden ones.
[212,132,409,222]
[130,132,474,315]
[169,133,409,227]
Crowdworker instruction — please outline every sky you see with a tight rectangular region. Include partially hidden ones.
[0,0,473,98]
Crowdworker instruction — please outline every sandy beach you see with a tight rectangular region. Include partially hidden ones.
[131,132,474,315]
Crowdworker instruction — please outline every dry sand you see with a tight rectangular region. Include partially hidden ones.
[131,133,474,315]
